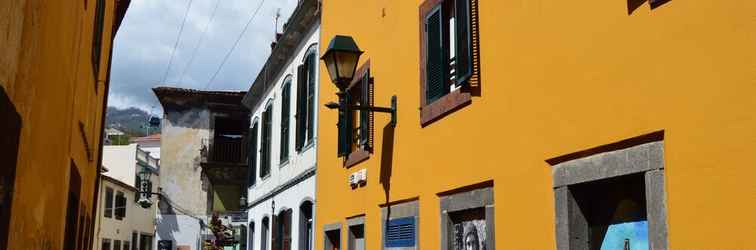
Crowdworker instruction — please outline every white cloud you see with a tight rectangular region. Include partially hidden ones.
[108,0,300,111]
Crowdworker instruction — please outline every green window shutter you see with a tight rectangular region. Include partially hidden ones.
[280,82,291,162]
[261,107,272,177]
[295,65,307,151]
[425,6,448,103]
[338,95,354,157]
[455,0,473,85]
[306,54,317,142]
[248,123,258,187]
[359,70,373,151]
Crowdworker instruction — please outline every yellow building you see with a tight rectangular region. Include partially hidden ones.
[315,0,756,249]
[0,0,130,249]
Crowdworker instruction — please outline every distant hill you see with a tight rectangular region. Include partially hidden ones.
[105,107,158,137]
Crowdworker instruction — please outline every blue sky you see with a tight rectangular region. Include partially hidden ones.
[108,0,299,112]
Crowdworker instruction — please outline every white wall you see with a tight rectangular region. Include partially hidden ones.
[247,176,315,250]
[246,21,320,250]
[247,25,320,202]
[93,177,158,250]
[156,214,203,250]
[103,144,138,187]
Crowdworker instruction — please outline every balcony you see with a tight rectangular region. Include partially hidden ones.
[201,136,248,186]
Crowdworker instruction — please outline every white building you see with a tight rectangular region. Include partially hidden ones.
[94,144,160,250]
[241,1,320,250]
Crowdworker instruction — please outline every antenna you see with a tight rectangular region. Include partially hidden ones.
[274,8,281,34]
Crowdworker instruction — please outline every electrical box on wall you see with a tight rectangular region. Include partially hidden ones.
[349,168,367,186]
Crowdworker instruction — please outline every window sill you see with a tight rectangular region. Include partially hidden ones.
[299,139,316,154]
[260,174,271,181]
[279,159,290,168]
[344,149,370,168]
[420,89,472,126]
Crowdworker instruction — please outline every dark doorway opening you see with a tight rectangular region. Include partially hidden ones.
[325,229,340,250]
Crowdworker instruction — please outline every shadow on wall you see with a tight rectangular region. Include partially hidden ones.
[379,123,395,207]
[157,196,181,242]
[0,86,21,250]
[628,0,671,14]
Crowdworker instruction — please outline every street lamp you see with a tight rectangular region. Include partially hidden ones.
[137,166,160,208]
[320,35,363,90]
[321,35,397,131]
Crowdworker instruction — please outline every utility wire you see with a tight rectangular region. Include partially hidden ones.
[177,0,222,85]
[160,0,196,85]
[204,0,267,90]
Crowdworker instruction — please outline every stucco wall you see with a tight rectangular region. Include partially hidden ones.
[160,107,211,216]
[0,0,121,249]
[316,0,756,249]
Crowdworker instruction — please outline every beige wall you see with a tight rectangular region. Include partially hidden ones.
[93,175,158,250]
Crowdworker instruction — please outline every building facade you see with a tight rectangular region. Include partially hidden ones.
[154,87,250,250]
[0,0,130,249]
[315,0,756,249]
[94,144,160,250]
[241,1,321,250]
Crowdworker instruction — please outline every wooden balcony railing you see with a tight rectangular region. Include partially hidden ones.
[208,136,247,164]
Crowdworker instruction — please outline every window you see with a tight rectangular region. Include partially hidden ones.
[338,62,373,167]
[439,184,494,250]
[104,187,113,218]
[324,225,341,250]
[91,0,106,80]
[115,191,126,220]
[385,217,416,248]
[296,47,318,151]
[262,217,270,250]
[102,239,112,250]
[273,209,293,250]
[347,217,364,250]
[249,222,256,250]
[139,234,153,250]
[548,137,668,249]
[114,240,121,250]
[123,241,130,250]
[248,122,259,187]
[64,163,81,250]
[131,232,138,250]
[299,201,313,250]
[419,0,480,125]
[280,79,292,163]
[260,105,273,178]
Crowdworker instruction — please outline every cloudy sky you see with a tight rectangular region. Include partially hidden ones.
[108,0,300,113]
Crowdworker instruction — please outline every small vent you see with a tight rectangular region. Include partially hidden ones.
[385,217,416,248]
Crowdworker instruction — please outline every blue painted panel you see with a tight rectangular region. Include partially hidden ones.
[600,220,649,250]
[385,217,416,248]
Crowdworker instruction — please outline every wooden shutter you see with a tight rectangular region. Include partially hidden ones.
[359,70,373,151]
[283,209,292,250]
[454,0,473,85]
[295,65,307,151]
[338,95,354,157]
[248,123,258,187]
[280,82,291,162]
[261,108,272,177]
[272,214,279,250]
[425,6,448,103]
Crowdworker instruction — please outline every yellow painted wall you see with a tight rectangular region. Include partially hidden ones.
[0,0,124,249]
[316,0,756,249]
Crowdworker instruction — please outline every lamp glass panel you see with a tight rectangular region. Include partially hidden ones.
[324,53,339,83]
[335,51,358,80]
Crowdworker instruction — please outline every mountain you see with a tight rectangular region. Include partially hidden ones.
[105,107,158,137]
